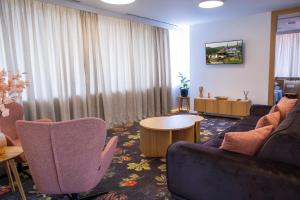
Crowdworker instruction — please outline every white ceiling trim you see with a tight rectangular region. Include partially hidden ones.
[38,0,179,29]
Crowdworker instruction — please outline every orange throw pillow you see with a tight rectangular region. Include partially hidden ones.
[255,111,281,129]
[277,97,298,119]
[269,105,279,114]
[220,125,274,156]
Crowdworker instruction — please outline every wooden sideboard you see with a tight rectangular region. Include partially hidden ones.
[194,98,251,118]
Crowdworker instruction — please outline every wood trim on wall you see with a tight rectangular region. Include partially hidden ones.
[268,6,300,105]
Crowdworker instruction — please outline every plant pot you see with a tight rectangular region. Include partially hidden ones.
[180,88,189,97]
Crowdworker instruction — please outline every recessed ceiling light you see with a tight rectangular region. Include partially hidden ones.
[101,0,136,5]
[199,0,224,8]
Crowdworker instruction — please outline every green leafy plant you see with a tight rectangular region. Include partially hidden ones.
[178,72,190,89]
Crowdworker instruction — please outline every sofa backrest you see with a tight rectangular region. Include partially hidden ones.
[258,102,300,167]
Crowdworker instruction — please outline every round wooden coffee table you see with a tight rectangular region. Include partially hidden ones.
[139,115,203,157]
[0,146,26,200]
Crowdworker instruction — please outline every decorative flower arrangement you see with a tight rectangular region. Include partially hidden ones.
[0,70,28,155]
[0,70,29,117]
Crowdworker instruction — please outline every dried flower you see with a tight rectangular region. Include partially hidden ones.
[0,69,29,117]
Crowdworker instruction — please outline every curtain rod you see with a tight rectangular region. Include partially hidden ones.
[39,0,179,30]
[126,14,178,28]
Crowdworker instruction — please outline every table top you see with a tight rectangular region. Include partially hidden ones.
[0,146,23,162]
[140,114,204,131]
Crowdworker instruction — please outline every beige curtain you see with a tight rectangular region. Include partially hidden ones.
[0,0,171,125]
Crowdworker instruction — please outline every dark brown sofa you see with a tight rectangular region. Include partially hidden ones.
[167,103,300,200]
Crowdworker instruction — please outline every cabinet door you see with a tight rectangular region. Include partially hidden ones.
[205,99,218,113]
[218,100,232,115]
[232,101,250,116]
[194,98,206,112]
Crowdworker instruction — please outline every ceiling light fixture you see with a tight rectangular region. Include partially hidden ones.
[198,0,224,8]
[101,0,136,5]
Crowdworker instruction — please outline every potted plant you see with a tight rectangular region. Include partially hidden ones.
[178,72,190,97]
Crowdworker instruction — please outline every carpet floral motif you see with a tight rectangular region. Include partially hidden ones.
[0,115,237,200]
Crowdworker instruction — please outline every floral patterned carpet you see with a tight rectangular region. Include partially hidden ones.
[0,115,237,200]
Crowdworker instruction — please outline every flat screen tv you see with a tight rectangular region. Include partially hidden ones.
[206,40,243,65]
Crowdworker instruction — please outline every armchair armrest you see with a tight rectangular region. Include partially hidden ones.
[167,141,300,200]
[101,136,118,166]
[249,104,272,117]
[34,118,52,122]
[93,136,118,186]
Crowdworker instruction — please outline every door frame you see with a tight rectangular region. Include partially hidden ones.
[268,6,300,105]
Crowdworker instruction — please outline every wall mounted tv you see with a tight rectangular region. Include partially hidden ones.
[206,40,243,65]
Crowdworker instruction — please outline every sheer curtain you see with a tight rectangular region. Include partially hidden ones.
[275,32,300,77]
[169,27,190,109]
[0,0,171,125]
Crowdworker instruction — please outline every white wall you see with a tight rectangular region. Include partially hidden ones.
[190,12,271,110]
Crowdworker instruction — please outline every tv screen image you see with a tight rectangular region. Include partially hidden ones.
[206,40,243,65]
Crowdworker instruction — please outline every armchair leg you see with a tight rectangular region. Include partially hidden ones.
[71,194,79,200]
[17,163,32,178]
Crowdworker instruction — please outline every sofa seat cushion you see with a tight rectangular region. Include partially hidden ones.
[235,116,260,128]
[220,125,274,156]
[204,116,260,148]
[203,137,223,148]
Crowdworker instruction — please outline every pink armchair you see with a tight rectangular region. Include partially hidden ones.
[16,117,118,199]
[0,102,24,147]
[0,102,52,177]
[0,102,34,177]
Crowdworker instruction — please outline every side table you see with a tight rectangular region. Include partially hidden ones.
[0,146,26,200]
[178,96,190,112]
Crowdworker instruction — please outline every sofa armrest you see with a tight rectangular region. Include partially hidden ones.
[167,141,300,200]
[249,104,272,117]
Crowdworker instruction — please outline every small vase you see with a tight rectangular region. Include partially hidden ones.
[0,132,7,155]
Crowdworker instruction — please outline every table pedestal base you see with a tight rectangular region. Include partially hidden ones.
[140,126,195,157]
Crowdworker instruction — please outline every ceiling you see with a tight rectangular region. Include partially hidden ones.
[55,0,300,26]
